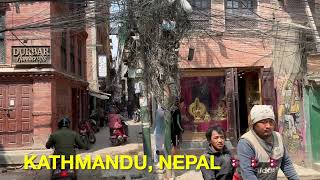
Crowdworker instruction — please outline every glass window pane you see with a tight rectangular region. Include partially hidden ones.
[180,76,227,132]
[0,39,5,64]
[226,9,233,16]
[248,0,252,8]
[204,0,210,9]
[233,1,239,8]
[195,0,201,8]
[227,1,233,8]
[0,15,5,64]
[0,16,4,29]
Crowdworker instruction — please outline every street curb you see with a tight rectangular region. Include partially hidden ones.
[0,149,53,165]
[0,143,143,165]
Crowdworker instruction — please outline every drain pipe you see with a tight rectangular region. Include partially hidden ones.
[304,0,320,53]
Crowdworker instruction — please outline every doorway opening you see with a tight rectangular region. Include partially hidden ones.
[237,70,260,136]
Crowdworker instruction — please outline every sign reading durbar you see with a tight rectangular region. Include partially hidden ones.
[12,46,51,65]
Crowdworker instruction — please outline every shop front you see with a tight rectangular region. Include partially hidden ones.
[180,68,275,145]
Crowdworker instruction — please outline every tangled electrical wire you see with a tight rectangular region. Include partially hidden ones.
[0,0,317,105]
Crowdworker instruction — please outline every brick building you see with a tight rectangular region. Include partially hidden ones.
[178,0,313,165]
[85,0,111,122]
[0,1,88,149]
[178,0,274,147]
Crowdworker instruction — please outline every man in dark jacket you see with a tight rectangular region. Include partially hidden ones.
[46,117,88,162]
[201,126,234,180]
[170,98,184,156]
[46,117,88,155]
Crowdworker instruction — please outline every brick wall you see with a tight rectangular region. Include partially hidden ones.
[179,36,272,68]
[179,0,276,69]
[86,0,111,91]
[1,2,89,148]
[3,2,87,80]
[211,0,225,32]
[32,78,52,146]
[86,27,94,88]
[4,2,51,65]
[54,78,72,132]
[50,1,87,79]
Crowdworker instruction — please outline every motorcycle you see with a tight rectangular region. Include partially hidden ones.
[79,120,96,144]
[89,119,99,133]
[51,160,76,180]
[110,120,128,146]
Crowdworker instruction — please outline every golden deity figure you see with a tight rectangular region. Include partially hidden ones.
[188,97,207,122]
[204,112,211,121]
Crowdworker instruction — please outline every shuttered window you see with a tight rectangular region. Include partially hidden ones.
[61,31,67,70]
[78,39,82,76]
[189,0,211,30]
[70,35,75,73]
[0,13,5,64]
[225,0,257,30]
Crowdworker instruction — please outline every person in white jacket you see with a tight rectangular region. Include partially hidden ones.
[153,104,166,165]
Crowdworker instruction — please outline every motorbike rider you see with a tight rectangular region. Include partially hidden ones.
[46,117,88,173]
[108,106,128,137]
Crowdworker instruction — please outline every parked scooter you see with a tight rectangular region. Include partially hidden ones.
[79,119,96,144]
[110,120,128,146]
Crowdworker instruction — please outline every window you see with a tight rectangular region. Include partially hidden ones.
[78,39,82,76]
[61,31,67,70]
[0,12,5,64]
[180,76,226,132]
[190,0,211,9]
[225,0,257,30]
[189,0,211,30]
[70,36,75,73]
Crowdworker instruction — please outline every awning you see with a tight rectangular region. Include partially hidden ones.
[89,90,111,100]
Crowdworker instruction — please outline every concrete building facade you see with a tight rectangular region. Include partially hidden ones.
[85,0,111,118]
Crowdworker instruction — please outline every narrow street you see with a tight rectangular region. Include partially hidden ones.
[1,120,320,180]
[0,120,144,180]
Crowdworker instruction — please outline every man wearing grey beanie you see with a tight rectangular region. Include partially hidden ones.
[236,105,299,180]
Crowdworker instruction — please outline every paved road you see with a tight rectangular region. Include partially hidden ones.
[0,120,145,180]
[1,121,320,180]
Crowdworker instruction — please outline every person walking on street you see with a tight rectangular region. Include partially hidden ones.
[237,105,299,180]
[171,98,184,156]
[201,126,234,180]
[153,104,165,165]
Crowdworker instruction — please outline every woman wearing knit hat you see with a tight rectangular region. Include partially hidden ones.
[236,105,299,180]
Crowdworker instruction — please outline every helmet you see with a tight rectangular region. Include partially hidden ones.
[58,117,71,128]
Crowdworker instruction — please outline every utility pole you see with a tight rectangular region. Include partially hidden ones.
[137,41,152,165]
[126,0,192,170]
[128,0,153,169]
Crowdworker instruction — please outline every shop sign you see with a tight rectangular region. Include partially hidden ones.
[12,46,51,65]
[98,55,107,77]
